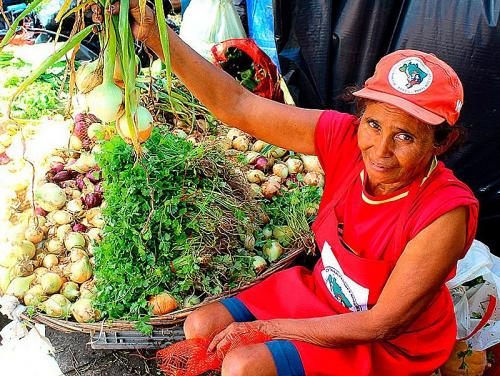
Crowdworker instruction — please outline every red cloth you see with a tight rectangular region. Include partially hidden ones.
[237,110,479,375]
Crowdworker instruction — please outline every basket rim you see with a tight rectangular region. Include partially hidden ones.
[20,245,310,334]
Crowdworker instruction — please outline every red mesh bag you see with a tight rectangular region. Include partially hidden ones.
[157,325,271,376]
[211,38,284,103]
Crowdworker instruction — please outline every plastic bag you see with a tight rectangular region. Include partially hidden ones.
[446,240,500,350]
[179,0,246,61]
[212,38,284,102]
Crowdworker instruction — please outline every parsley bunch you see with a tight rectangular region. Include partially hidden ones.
[94,129,262,326]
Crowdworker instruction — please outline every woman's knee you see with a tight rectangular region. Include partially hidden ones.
[221,344,277,376]
[183,302,234,339]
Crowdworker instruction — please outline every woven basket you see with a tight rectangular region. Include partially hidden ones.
[20,245,308,334]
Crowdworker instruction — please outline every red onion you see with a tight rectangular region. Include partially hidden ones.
[52,170,74,183]
[254,156,269,171]
[72,223,87,233]
[94,182,103,193]
[85,169,101,184]
[0,153,10,165]
[35,206,48,216]
[82,192,103,209]
[58,180,77,189]
[75,175,85,190]
[49,162,65,174]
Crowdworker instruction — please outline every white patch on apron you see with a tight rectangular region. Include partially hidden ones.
[321,241,369,312]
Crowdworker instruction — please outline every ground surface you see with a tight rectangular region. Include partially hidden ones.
[1,314,163,375]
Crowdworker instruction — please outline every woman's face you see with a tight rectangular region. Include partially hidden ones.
[357,101,436,195]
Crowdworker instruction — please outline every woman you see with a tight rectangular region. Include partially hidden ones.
[95,3,479,375]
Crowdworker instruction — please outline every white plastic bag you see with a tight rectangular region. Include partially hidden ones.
[446,240,500,350]
[179,0,247,61]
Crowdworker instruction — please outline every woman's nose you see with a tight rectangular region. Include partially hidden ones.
[374,136,393,158]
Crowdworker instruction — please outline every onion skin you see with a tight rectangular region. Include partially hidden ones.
[148,292,178,315]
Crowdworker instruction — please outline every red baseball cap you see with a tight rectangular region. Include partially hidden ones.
[353,49,464,125]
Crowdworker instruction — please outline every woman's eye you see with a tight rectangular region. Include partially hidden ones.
[367,121,380,130]
[396,134,414,142]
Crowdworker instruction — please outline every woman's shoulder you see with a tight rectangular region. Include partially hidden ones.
[408,162,479,251]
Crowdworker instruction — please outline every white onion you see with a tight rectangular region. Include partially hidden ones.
[251,140,268,152]
[261,180,281,199]
[86,228,102,242]
[47,238,65,255]
[303,172,325,187]
[67,153,96,174]
[69,135,83,151]
[64,232,86,250]
[0,266,12,294]
[66,199,84,215]
[52,210,73,225]
[244,151,260,165]
[6,274,35,299]
[246,170,267,184]
[42,294,71,318]
[232,136,250,151]
[40,272,64,294]
[272,163,289,179]
[24,284,47,306]
[43,254,59,268]
[263,240,284,262]
[85,207,105,228]
[300,155,324,174]
[244,234,255,251]
[69,248,87,262]
[273,226,294,247]
[71,298,100,323]
[35,183,66,212]
[61,281,80,302]
[24,226,45,244]
[252,255,267,274]
[56,224,72,241]
[285,158,304,174]
[13,240,36,260]
[249,183,263,198]
[226,128,243,140]
[69,256,93,284]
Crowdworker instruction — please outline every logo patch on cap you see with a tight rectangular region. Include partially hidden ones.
[388,57,433,95]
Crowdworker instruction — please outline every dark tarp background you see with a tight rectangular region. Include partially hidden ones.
[273,0,500,254]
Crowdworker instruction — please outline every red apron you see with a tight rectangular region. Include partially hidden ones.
[237,162,456,375]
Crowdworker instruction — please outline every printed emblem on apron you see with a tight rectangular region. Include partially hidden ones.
[321,241,369,312]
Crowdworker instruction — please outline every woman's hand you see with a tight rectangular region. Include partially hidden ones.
[91,0,159,43]
[208,321,276,356]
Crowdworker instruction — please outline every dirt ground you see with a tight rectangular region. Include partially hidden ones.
[1,313,165,375]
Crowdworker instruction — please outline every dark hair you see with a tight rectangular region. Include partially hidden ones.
[340,86,467,157]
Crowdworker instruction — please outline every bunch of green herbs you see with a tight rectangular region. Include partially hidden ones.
[93,129,264,327]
